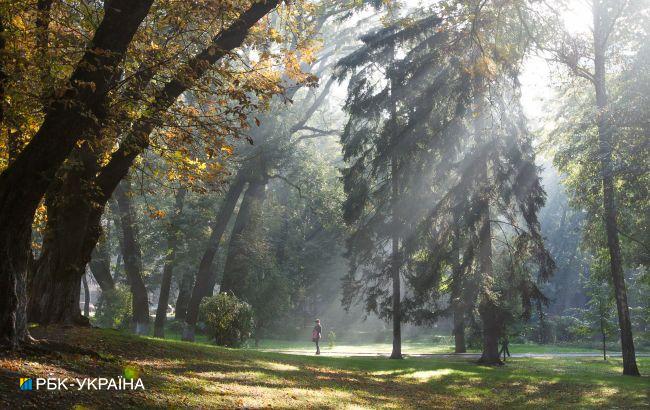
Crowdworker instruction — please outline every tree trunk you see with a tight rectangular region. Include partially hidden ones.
[537,300,547,344]
[453,308,466,354]
[451,212,466,353]
[82,273,90,318]
[220,176,268,299]
[390,154,402,360]
[154,188,186,338]
[89,230,115,292]
[27,143,104,326]
[114,181,150,335]
[592,0,639,376]
[601,317,607,361]
[478,299,501,365]
[37,3,285,332]
[0,1,153,345]
[174,272,193,321]
[182,173,247,341]
[476,154,501,364]
[28,252,90,326]
[387,35,402,360]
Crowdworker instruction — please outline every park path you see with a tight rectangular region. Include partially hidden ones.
[260,349,650,359]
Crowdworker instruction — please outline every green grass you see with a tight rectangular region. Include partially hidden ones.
[1,326,648,409]
[254,338,625,355]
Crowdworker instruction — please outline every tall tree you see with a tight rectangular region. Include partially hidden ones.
[153,188,186,338]
[337,10,444,360]
[182,173,248,341]
[26,0,285,331]
[89,229,116,293]
[590,0,639,376]
[529,0,647,375]
[221,174,269,298]
[0,0,154,345]
[114,180,150,335]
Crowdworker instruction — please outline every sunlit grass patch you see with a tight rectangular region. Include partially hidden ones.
[253,360,300,372]
[400,368,455,381]
[2,327,649,409]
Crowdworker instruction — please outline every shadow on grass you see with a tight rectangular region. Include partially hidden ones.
[1,326,648,409]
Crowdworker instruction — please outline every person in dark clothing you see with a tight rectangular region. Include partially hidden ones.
[499,337,511,361]
[312,319,322,355]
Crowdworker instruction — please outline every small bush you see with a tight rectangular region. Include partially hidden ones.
[327,331,336,349]
[165,319,185,335]
[94,285,132,329]
[199,293,254,347]
[432,335,453,345]
[548,315,585,343]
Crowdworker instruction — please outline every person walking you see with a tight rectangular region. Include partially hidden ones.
[312,319,322,355]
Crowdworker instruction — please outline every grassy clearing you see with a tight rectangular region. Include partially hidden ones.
[254,338,626,355]
[1,326,648,409]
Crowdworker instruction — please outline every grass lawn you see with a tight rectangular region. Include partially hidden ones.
[253,339,610,355]
[1,326,648,409]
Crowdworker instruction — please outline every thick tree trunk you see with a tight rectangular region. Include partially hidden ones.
[28,252,89,326]
[478,299,501,365]
[453,308,466,354]
[182,173,247,341]
[82,273,90,318]
[23,2,283,335]
[0,17,31,348]
[592,1,639,376]
[27,143,104,326]
[114,181,150,335]
[39,3,285,333]
[476,163,501,364]
[154,188,186,338]
[0,1,153,344]
[220,176,268,299]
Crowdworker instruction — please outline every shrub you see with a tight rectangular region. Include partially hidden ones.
[432,335,453,345]
[327,331,336,349]
[548,314,586,343]
[94,285,132,329]
[199,293,254,347]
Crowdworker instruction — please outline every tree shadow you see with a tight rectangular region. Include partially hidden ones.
[2,326,647,408]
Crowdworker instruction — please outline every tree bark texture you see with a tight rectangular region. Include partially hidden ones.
[27,143,104,326]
